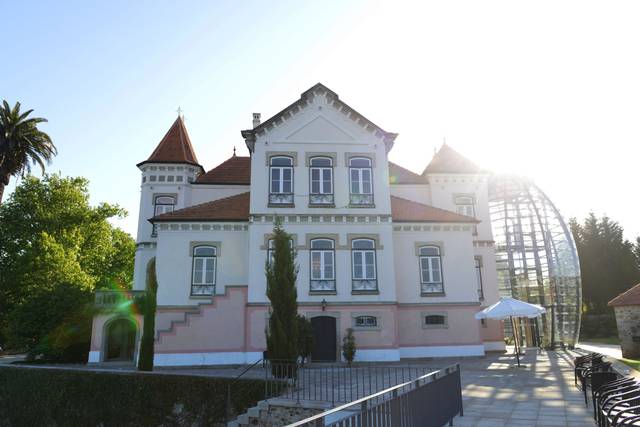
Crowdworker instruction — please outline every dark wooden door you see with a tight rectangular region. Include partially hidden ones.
[106,319,136,361]
[311,316,337,362]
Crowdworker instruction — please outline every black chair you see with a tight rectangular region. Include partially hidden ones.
[576,353,605,386]
[580,362,613,404]
[595,377,637,421]
[593,372,622,414]
[599,385,640,427]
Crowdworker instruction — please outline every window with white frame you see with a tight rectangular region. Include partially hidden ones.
[419,246,444,294]
[152,195,175,235]
[354,315,378,328]
[191,246,216,295]
[351,238,377,292]
[269,156,294,205]
[454,196,475,217]
[309,239,335,292]
[475,256,484,300]
[349,157,373,205]
[309,157,333,205]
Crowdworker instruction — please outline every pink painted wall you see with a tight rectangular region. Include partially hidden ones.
[397,306,483,347]
[155,287,247,353]
[480,319,504,342]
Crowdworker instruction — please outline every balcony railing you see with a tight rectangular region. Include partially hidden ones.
[309,193,334,205]
[95,290,145,309]
[269,193,294,205]
[310,279,336,293]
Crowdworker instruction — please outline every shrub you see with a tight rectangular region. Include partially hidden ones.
[580,312,618,339]
[138,257,158,371]
[297,315,314,365]
[0,366,268,426]
[342,328,356,366]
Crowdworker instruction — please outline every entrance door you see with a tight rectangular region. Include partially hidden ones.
[311,316,337,362]
[106,319,136,361]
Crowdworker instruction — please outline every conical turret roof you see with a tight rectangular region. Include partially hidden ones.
[137,116,202,168]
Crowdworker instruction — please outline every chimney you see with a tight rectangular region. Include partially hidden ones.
[252,113,261,128]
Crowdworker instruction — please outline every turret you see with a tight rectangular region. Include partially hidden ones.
[132,115,203,290]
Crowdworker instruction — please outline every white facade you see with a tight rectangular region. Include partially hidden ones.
[90,84,505,365]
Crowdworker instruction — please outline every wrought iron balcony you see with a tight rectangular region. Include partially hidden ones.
[352,279,378,292]
[309,194,334,206]
[310,280,336,293]
[269,193,294,205]
[421,283,444,295]
[95,290,145,310]
[349,193,374,206]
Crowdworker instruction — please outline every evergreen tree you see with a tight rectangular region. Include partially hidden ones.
[571,213,640,313]
[265,218,299,367]
[138,258,157,371]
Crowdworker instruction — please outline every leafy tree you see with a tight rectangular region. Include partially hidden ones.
[342,328,356,366]
[265,218,299,367]
[138,258,158,371]
[0,100,56,203]
[571,213,640,313]
[0,174,134,353]
[296,315,314,365]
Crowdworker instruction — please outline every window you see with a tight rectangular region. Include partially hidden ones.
[309,157,333,205]
[351,239,377,292]
[454,196,475,217]
[152,195,175,235]
[354,315,378,328]
[269,156,294,205]
[191,246,216,295]
[267,238,294,265]
[309,239,335,292]
[349,157,373,205]
[419,246,443,294]
[424,314,447,327]
[475,256,484,300]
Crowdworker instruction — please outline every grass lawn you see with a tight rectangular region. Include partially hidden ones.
[620,358,640,371]
[580,336,620,345]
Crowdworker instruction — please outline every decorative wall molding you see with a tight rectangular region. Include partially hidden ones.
[250,214,393,225]
[158,223,249,232]
[393,224,473,232]
[473,240,495,247]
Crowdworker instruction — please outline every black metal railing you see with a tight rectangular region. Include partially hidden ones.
[264,360,435,406]
[94,290,145,309]
[225,358,265,421]
[287,363,463,427]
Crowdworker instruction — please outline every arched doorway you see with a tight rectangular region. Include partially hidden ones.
[311,316,337,362]
[105,318,136,362]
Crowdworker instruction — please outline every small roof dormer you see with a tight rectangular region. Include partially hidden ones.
[137,116,203,172]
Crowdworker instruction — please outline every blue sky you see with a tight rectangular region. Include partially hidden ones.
[3,1,640,239]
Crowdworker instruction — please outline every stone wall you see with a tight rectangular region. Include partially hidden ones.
[614,306,640,358]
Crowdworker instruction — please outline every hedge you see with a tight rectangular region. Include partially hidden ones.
[0,365,269,426]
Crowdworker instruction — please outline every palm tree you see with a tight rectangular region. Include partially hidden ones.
[0,100,56,203]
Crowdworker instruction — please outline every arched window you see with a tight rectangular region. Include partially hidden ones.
[310,239,335,292]
[419,246,443,294]
[269,156,294,205]
[454,195,475,217]
[191,246,216,295]
[152,195,175,236]
[354,315,378,328]
[351,238,377,292]
[349,157,374,206]
[309,157,333,205]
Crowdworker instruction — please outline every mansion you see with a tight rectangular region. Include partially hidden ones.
[89,83,505,366]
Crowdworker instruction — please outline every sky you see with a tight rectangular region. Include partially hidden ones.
[2,1,639,239]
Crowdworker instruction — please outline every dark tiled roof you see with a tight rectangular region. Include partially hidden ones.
[138,116,201,168]
[609,283,640,307]
[391,196,478,223]
[423,144,486,175]
[241,83,398,153]
[151,192,250,222]
[389,162,427,185]
[195,156,251,185]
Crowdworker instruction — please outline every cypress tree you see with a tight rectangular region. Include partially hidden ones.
[265,218,299,370]
[137,257,157,371]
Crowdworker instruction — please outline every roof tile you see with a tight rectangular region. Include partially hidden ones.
[389,162,427,184]
[609,283,640,307]
[391,196,478,223]
[138,116,201,167]
[423,144,486,175]
[151,192,250,222]
[195,156,251,185]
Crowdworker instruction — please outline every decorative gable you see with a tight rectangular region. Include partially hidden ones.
[285,115,355,143]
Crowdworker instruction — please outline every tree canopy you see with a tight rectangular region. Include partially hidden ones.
[0,174,135,355]
[571,213,640,313]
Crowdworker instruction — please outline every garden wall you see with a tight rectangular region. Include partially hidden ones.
[0,365,267,426]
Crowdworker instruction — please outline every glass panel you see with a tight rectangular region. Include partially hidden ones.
[310,157,331,167]
[361,169,372,194]
[193,258,204,283]
[311,239,333,249]
[271,168,280,193]
[350,169,360,193]
[271,157,292,166]
[419,246,439,256]
[324,252,334,279]
[353,252,363,278]
[420,257,430,282]
[350,158,371,167]
[322,169,332,193]
[425,315,445,325]
[205,259,215,284]
[352,239,374,249]
[311,169,320,194]
[365,251,375,279]
[430,258,442,282]
[155,196,175,204]
[194,246,216,257]
[311,251,322,279]
[455,196,474,205]
[282,168,292,193]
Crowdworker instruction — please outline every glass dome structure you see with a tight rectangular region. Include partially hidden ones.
[489,175,582,347]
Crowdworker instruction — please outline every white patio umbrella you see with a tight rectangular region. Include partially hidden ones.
[475,297,546,366]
